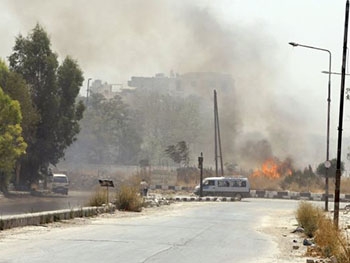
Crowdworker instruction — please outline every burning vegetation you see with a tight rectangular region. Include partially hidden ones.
[250,157,293,179]
[248,157,323,192]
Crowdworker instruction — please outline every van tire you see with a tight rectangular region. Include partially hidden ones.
[234,194,242,201]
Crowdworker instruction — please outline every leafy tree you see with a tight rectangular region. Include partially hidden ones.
[0,88,27,192]
[0,60,39,185]
[66,93,141,164]
[127,89,202,165]
[8,24,84,185]
[165,141,190,167]
[56,57,85,155]
[316,158,344,178]
[282,165,320,190]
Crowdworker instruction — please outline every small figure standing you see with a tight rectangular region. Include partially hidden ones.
[140,179,149,197]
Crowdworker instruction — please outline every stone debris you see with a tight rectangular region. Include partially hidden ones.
[303,239,314,246]
[305,258,337,263]
[143,194,172,208]
[292,226,305,233]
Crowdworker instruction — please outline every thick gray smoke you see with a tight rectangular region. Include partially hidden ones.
[4,0,318,169]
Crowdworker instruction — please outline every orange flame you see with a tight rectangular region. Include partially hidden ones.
[251,158,292,179]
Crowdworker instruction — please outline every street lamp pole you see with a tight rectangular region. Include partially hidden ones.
[289,42,332,211]
[334,0,349,228]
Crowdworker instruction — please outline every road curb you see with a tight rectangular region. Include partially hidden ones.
[0,205,115,230]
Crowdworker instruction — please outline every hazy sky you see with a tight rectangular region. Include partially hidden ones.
[0,0,349,168]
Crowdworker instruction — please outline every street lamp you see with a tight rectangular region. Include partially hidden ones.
[289,42,332,211]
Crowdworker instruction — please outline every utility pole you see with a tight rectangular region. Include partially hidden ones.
[214,90,224,177]
[214,90,218,176]
[198,152,203,197]
[334,0,349,228]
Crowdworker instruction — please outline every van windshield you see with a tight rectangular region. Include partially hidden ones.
[53,177,68,183]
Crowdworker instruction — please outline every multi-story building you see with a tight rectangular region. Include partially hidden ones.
[90,72,234,99]
[89,79,120,99]
[127,71,233,97]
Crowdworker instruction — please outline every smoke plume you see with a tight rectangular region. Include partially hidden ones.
[4,0,318,169]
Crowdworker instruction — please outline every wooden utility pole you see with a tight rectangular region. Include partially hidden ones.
[214,90,224,177]
[198,152,203,197]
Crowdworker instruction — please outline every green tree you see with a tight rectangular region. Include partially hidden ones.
[56,56,85,155]
[8,24,84,185]
[0,60,39,185]
[0,88,27,192]
[128,89,201,165]
[66,93,141,165]
[282,165,320,190]
[316,158,344,178]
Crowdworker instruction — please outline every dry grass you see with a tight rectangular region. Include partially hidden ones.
[87,187,108,206]
[340,178,350,193]
[248,175,283,191]
[115,185,144,212]
[285,181,323,193]
[295,201,323,238]
[295,202,350,262]
[337,236,350,263]
[248,175,350,194]
[177,177,197,188]
[314,216,344,258]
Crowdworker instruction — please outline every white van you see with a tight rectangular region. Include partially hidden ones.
[51,174,69,195]
[194,177,250,200]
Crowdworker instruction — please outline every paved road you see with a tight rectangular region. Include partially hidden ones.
[0,191,92,216]
[0,199,301,263]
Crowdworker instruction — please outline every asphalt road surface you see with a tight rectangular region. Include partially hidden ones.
[0,199,301,263]
[0,191,92,216]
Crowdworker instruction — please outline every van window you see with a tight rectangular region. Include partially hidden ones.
[203,180,215,186]
[232,180,240,187]
[241,181,246,187]
[218,180,229,187]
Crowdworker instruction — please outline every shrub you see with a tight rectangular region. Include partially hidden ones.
[115,185,143,212]
[337,239,350,263]
[88,188,108,206]
[314,216,344,258]
[295,201,323,237]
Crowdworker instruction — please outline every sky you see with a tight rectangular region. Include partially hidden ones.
[0,0,349,169]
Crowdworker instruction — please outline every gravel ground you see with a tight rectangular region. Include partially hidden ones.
[260,207,350,263]
[260,209,309,263]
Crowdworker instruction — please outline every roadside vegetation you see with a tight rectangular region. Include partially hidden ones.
[88,188,109,207]
[295,202,350,262]
[0,24,85,193]
[0,87,27,194]
[88,183,144,212]
[115,185,144,212]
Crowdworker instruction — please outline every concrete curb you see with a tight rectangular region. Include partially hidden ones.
[150,185,344,201]
[0,205,115,231]
[161,189,348,203]
[167,196,239,202]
